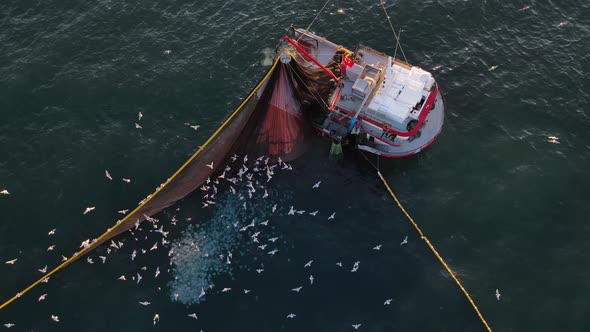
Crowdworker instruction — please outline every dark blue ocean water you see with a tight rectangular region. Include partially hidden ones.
[1,0,589,331]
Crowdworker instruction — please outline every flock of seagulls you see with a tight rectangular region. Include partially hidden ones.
[0,137,509,328]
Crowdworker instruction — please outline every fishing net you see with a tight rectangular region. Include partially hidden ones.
[0,51,339,308]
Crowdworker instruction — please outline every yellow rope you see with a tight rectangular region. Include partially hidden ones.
[0,57,281,311]
[376,171,493,332]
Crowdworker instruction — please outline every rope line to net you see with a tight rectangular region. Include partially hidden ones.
[359,150,492,331]
[0,57,281,312]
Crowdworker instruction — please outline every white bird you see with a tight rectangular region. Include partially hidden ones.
[150,242,158,251]
[384,299,392,305]
[272,204,277,213]
[260,220,269,226]
[288,206,295,215]
[86,257,94,264]
[291,286,303,293]
[122,178,131,183]
[286,313,296,319]
[400,236,408,245]
[258,244,267,250]
[0,190,9,195]
[352,324,362,329]
[488,65,498,71]
[222,288,231,293]
[548,135,559,140]
[118,209,129,214]
[244,289,251,294]
[309,275,314,285]
[5,259,17,265]
[139,301,150,306]
[51,315,59,322]
[199,287,206,298]
[155,267,160,278]
[373,244,382,250]
[38,265,47,273]
[495,289,501,301]
[105,170,112,180]
[547,138,560,144]
[136,273,142,284]
[336,262,343,267]
[99,256,107,263]
[262,189,268,198]
[268,237,278,243]
[135,123,142,129]
[47,245,55,251]
[138,112,143,121]
[83,207,95,214]
[38,294,47,301]
[117,275,126,281]
[3,323,15,328]
[328,212,335,220]
[48,229,56,235]
[312,181,321,188]
[153,314,160,325]
[256,269,264,274]
[190,125,200,131]
[206,162,214,169]
[187,313,198,320]
[309,210,318,216]
[163,49,172,55]
[304,260,313,268]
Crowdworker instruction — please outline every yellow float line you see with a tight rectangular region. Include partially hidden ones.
[0,57,281,311]
[377,171,493,332]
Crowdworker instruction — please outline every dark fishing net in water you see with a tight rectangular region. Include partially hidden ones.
[0,53,337,308]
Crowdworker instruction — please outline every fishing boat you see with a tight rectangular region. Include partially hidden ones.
[280,27,445,158]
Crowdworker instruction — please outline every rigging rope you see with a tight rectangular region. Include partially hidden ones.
[0,57,281,312]
[379,0,408,63]
[359,150,492,331]
[304,0,331,32]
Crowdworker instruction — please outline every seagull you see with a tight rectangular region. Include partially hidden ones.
[351,261,360,272]
[304,260,313,268]
[336,262,343,267]
[38,294,47,301]
[122,178,131,183]
[189,125,200,131]
[163,49,171,55]
[155,267,160,278]
[352,324,362,329]
[118,209,129,214]
[105,170,113,180]
[400,236,408,245]
[268,237,278,243]
[312,181,321,188]
[38,265,48,273]
[547,138,560,144]
[384,299,392,305]
[309,210,318,216]
[47,245,56,251]
[309,275,314,285]
[99,256,107,263]
[150,242,158,251]
[0,190,9,195]
[373,244,382,250]
[328,212,335,220]
[222,288,231,293]
[138,112,143,121]
[187,313,198,320]
[83,207,95,214]
[51,315,59,322]
[139,301,151,306]
[495,289,501,301]
[86,257,94,264]
[117,275,126,281]
[5,259,17,265]
[286,313,296,319]
[3,323,15,328]
[256,269,264,274]
[488,65,498,71]
[272,204,277,213]
[206,162,214,169]
[260,220,269,226]
[199,287,206,298]
[268,249,278,255]
[548,135,559,140]
[244,289,251,294]
[153,314,160,325]
[291,286,303,292]
[258,244,267,250]
[288,206,295,215]
[136,273,142,284]
[48,229,56,235]
[262,189,268,198]
[135,123,142,129]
